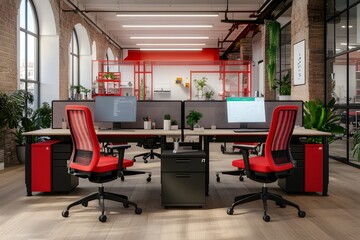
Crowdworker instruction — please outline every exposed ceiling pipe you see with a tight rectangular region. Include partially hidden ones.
[64,0,122,50]
[62,10,258,14]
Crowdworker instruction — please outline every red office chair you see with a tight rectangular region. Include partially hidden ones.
[227,106,306,222]
[61,105,149,222]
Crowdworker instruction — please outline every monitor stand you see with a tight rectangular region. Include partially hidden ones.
[239,123,248,129]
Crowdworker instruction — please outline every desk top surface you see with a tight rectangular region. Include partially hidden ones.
[24,128,331,137]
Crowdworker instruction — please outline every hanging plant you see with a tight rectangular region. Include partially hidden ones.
[266,19,280,91]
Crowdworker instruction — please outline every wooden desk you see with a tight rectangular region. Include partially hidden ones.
[24,128,330,196]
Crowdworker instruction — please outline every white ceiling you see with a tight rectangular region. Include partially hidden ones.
[67,0,268,53]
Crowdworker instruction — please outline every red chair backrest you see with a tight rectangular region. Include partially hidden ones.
[66,105,100,172]
[264,105,298,172]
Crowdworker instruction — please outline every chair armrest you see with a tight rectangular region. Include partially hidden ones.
[107,144,131,150]
[233,144,258,150]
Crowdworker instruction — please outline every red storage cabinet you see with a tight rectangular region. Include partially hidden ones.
[31,140,62,192]
[304,144,323,192]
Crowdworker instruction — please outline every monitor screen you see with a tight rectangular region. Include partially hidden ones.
[227,97,266,123]
[94,96,137,123]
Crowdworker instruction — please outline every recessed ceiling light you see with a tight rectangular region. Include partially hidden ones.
[123,25,213,28]
[140,48,202,51]
[130,36,209,39]
[136,43,206,46]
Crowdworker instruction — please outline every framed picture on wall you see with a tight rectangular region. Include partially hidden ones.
[294,40,305,85]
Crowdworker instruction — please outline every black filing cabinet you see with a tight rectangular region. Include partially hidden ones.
[52,142,78,192]
[278,144,304,193]
[161,150,206,207]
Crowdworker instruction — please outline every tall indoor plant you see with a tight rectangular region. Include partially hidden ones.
[186,110,203,130]
[266,19,280,91]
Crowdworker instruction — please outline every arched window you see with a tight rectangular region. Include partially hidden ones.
[69,29,79,99]
[19,0,39,108]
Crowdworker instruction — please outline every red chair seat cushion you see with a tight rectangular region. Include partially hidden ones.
[232,156,273,173]
[93,156,134,173]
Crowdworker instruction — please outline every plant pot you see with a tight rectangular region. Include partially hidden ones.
[16,145,26,164]
[144,121,151,130]
[170,125,179,130]
[163,119,171,130]
[279,95,291,100]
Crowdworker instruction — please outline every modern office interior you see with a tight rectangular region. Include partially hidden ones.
[1,0,360,239]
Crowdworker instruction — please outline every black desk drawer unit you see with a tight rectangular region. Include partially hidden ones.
[161,150,206,207]
[52,143,78,192]
[278,144,304,193]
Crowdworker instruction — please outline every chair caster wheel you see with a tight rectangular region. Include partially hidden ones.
[135,208,142,214]
[216,176,220,182]
[132,158,136,162]
[263,215,270,222]
[298,210,306,218]
[239,176,244,181]
[99,214,107,222]
[62,210,69,218]
[227,208,234,215]
[146,177,151,182]
[121,176,125,181]
[144,159,148,163]
[82,202,88,207]
[123,203,129,208]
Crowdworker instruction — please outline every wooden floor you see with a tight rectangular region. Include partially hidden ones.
[0,143,359,240]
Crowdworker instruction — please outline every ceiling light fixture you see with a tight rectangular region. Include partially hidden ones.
[123,25,213,28]
[117,13,218,17]
[136,43,206,46]
[130,36,209,40]
[140,48,202,51]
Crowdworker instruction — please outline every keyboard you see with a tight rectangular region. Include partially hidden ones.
[233,128,269,133]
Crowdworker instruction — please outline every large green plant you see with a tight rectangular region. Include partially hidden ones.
[186,110,203,129]
[303,98,345,143]
[266,19,280,90]
[276,73,291,95]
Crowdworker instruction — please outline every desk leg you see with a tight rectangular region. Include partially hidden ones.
[25,136,32,196]
[204,136,210,196]
[323,137,329,196]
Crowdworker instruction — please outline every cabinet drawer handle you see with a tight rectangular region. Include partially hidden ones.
[175,174,191,178]
[175,159,191,163]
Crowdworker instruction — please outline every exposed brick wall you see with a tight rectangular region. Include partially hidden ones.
[0,0,121,167]
[0,0,20,93]
[291,0,326,102]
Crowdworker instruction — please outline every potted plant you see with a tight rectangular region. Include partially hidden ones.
[186,110,203,130]
[170,119,179,130]
[205,90,215,100]
[194,77,207,100]
[81,87,91,100]
[303,98,345,144]
[276,73,291,100]
[143,116,151,130]
[163,114,171,130]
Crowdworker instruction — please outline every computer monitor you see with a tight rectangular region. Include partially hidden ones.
[94,96,137,128]
[227,97,266,129]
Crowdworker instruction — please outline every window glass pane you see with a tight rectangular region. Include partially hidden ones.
[349,4,360,50]
[73,32,78,54]
[330,54,347,104]
[20,0,26,29]
[349,108,360,166]
[349,0,360,7]
[326,0,335,20]
[19,81,26,91]
[330,108,347,160]
[27,82,38,110]
[27,35,37,81]
[327,20,335,57]
[20,32,26,80]
[349,51,360,103]
[335,11,348,54]
[27,0,37,33]
[73,56,79,85]
[336,0,347,12]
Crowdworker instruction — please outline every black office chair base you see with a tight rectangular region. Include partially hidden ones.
[121,170,152,182]
[62,185,142,222]
[132,151,161,163]
[215,169,245,182]
[226,186,306,222]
